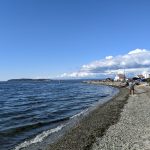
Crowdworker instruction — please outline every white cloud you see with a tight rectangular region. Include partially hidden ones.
[60,71,95,78]
[128,49,147,54]
[105,56,113,59]
[60,49,150,78]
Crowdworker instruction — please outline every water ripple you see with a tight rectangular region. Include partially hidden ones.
[0,80,118,150]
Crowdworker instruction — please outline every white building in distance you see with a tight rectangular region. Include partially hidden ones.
[143,72,150,79]
[114,74,126,81]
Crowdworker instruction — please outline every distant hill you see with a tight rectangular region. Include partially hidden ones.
[7,78,52,82]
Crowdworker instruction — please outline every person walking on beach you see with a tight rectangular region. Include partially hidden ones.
[129,80,135,95]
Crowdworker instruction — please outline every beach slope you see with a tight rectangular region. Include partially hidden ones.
[46,87,129,150]
[92,85,150,150]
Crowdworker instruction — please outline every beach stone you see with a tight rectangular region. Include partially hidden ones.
[92,86,150,150]
[46,87,129,150]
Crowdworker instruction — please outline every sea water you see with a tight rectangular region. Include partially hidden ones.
[0,80,118,150]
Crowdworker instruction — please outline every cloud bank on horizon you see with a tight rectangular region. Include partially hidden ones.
[60,49,150,78]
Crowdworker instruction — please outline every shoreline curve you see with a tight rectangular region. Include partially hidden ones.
[46,86,129,150]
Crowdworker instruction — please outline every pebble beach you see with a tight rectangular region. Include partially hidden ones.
[92,85,150,150]
[46,85,129,150]
[46,83,150,150]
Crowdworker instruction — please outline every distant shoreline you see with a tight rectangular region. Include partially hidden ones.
[7,78,52,82]
[83,80,125,88]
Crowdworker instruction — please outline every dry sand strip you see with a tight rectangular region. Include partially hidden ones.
[46,87,129,150]
[92,86,150,150]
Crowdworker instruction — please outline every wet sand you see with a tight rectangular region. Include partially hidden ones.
[46,87,129,150]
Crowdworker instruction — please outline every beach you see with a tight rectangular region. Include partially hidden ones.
[46,84,150,150]
[46,86,129,150]
[92,85,150,150]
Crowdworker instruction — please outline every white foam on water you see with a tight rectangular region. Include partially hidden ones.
[70,109,88,119]
[14,124,65,150]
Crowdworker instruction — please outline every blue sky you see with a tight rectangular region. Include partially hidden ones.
[0,0,150,80]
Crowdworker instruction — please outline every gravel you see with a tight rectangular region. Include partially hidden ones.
[46,87,129,150]
[92,86,150,150]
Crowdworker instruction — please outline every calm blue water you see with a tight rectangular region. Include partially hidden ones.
[0,80,118,150]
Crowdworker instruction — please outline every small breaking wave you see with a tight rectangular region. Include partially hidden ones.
[14,124,65,150]
[70,109,88,119]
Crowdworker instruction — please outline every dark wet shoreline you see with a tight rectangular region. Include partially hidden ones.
[46,87,129,150]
